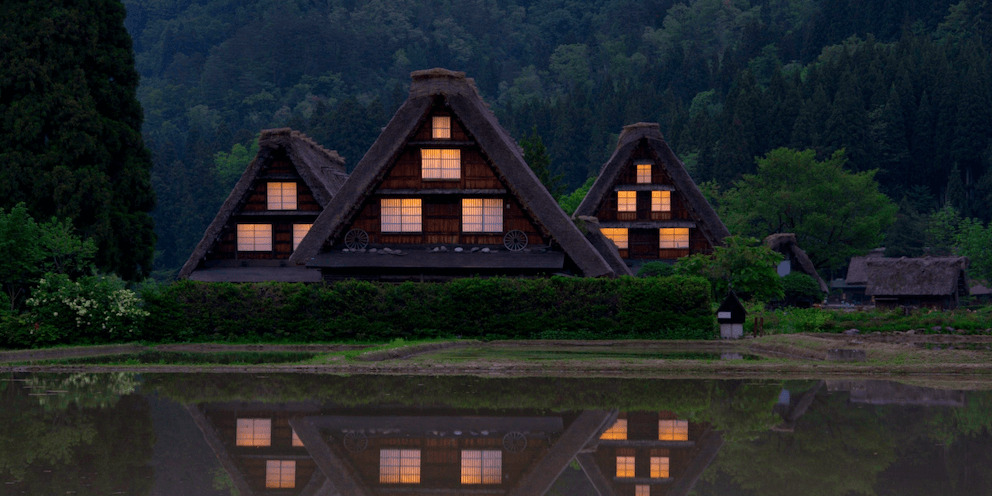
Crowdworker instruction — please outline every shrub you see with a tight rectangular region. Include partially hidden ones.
[781,272,825,307]
[637,261,675,277]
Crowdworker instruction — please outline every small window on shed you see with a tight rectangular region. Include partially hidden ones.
[432,116,451,139]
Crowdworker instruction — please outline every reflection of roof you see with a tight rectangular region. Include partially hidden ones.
[864,257,969,296]
[826,380,966,407]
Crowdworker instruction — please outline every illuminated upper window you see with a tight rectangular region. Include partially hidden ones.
[237,224,272,251]
[617,191,637,212]
[601,228,629,250]
[660,228,689,249]
[293,223,312,250]
[380,449,421,484]
[659,419,689,441]
[236,418,271,447]
[432,116,451,139]
[381,199,422,233]
[650,456,670,478]
[601,418,627,440]
[422,149,461,179]
[651,191,671,212]
[636,162,652,183]
[616,455,636,478]
[267,182,297,210]
[461,450,501,484]
[462,198,503,232]
[266,460,296,489]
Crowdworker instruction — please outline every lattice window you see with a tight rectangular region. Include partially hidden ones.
[293,223,312,250]
[650,456,670,478]
[381,199,422,233]
[235,418,271,447]
[432,116,451,139]
[422,149,461,179]
[600,228,629,250]
[267,182,297,210]
[461,450,501,484]
[636,162,652,183]
[237,224,272,251]
[617,191,637,212]
[651,191,671,212]
[659,419,689,441]
[616,455,636,478]
[636,485,651,496]
[380,449,421,484]
[265,460,296,488]
[659,228,689,249]
[462,198,503,232]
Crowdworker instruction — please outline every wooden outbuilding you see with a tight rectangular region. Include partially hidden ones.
[573,123,730,270]
[178,128,347,281]
[716,291,746,339]
[864,256,970,309]
[291,68,614,281]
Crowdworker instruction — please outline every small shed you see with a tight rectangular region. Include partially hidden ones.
[717,291,747,339]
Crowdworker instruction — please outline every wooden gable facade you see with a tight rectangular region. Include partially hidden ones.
[178,128,347,282]
[292,69,613,280]
[575,123,730,267]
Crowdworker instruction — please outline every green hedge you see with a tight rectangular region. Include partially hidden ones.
[140,275,715,342]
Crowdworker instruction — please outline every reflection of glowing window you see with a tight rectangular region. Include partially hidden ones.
[266,460,296,488]
[659,420,689,441]
[293,223,312,250]
[617,191,637,212]
[651,191,671,212]
[601,228,628,250]
[433,116,451,139]
[636,485,650,496]
[660,228,689,249]
[292,429,304,447]
[636,162,652,183]
[267,182,297,210]
[380,449,421,484]
[616,456,635,478]
[461,450,501,484]
[650,456,669,478]
[237,224,272,251]
[381,199,422,232]
[462,198,503,232]
[236,418,271,447]
[422,149,461,179]
[600,418,627,440]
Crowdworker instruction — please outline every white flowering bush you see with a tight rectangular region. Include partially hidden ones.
[20,273,149,345]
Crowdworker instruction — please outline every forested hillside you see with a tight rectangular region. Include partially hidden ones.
[122,0,992,275]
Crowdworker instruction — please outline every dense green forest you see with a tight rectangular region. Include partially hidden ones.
[121,0,992,275]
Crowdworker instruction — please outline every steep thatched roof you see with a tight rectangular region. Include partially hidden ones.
[573,122,730,246]
[178,128,347,279]
[864,256,969,296]
[575,216,635,276]
[291,68,614,277]
[764,233,829,293]
[845,248,886,285]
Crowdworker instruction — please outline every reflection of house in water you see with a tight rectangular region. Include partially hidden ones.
[185,403,723,496]
[578,412,723,496]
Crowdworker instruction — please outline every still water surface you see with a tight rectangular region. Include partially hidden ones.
[2,373,991,495]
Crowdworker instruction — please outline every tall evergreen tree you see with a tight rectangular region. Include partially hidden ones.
[0,0,155,280]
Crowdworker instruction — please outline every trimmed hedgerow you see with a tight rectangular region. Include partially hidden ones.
[140,275,715,342]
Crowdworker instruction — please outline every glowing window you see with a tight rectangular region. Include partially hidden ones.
[636,485,650,496]
[293,224,312,250]
[237,224,272,251]
[461,450,501,484]
[600,418,627,440]
[291,429,304,447]
[659,419,689,441]
[433,116,451,139]
[659,228,689,249]
[616,456,636,478]
[422,149,461,179]
[462,198,503,232]
[236,418,271,447]
[380,449,421,484]
[617,191,637,212]
[267,182,297,210]
[265,460,296,489]
[650,456,670,478]
[381,199,422,233]
[600,228,628,250]
[636,162,652,183]
[651,191,671,212]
